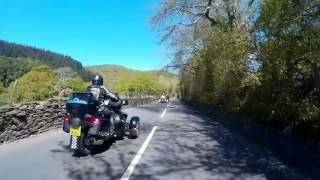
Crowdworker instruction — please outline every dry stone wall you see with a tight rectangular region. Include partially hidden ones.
[0,97,155,145]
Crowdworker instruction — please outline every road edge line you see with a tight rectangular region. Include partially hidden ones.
[120,126,158,180]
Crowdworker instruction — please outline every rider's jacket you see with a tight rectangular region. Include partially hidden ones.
[86,85,119,102]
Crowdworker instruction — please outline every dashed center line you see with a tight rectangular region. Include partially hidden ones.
[160,108,167,118]
[121,104,170,180]
[160,103,170,118]
[120,126,158,180]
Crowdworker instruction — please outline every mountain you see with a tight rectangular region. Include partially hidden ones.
[0,40,92,80]
[88,64,178,94]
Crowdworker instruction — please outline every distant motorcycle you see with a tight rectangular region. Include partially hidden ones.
[159,95,169,103]
[62,92,140,156]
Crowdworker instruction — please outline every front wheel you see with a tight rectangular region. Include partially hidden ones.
[73,132,91,156]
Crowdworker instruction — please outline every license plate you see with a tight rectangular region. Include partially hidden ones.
[70,127,81,137]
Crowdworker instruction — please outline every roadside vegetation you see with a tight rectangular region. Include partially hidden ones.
[0,55,90,104]
[152,0,320,140]
[0,57,175,105]
[89,64,177,97]
[0,40,92,80]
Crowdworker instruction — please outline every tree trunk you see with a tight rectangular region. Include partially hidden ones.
[10,79,18,104]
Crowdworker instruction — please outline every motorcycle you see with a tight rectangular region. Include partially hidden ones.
[62,92,140,156]
[159,95,169,103]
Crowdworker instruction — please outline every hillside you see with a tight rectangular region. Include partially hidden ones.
[88,64,177,95]
[0,40,92,80]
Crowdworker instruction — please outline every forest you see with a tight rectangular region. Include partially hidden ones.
[152,0,320,139]
[0,40,92,80]
[0,41,95,105]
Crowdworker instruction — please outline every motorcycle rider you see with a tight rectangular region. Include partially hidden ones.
[86,73,120,104]
[86,74,124,134]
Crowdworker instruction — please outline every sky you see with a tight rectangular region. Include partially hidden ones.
[0,0,171,70]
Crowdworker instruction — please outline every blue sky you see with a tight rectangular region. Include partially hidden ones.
[0,0,170,70]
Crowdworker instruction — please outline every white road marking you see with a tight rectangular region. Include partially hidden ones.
[160,103,170,118]
[121,103,170,180]
[160,108,167,118]
[120,126,158,180]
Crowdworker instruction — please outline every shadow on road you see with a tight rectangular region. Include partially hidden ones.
[46,102,164,180]
[133,101,316,179]
[46,100,319,179]
[66,155,124,180]
[90,138,116,156]
[49,138,128,180]
[50,138,116,157]
[135,102,167,114]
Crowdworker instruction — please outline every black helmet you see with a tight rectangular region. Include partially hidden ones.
[92,74,103,86]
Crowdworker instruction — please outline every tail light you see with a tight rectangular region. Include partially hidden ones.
[64,113,71,124]
[84,114,101,126]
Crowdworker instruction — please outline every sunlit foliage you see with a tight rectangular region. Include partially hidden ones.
[14,66,57,102]
[0,82,4,95]
[89,65,177,97]
[66,77,90,92]
[0,40,93,80]
[153,0,320,138]
[0,56,40,87]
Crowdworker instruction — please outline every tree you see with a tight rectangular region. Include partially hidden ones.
[151,0,257,54]
[152,0,320,138]
[55,67,79,93]
[249,0,320,128]
[0,56,40,87]
[0,40,93,80]
[118,73,167,97]
[14,66,57,102]
[152,0,254,108]
[0,82,4,94]
[66,77,90,92]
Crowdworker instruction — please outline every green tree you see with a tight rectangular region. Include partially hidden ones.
[0,56,40,87]
[66,77,90,92]
[117,73,167,97]
[0,40,93,81]
[246,0,320,129]
[153,0,320,138]
[0,82,4,94]
[14,66,57,102]
[178,30,251,110]
[89,64,176,96]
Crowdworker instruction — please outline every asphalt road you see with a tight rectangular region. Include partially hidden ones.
[0,100,315,180]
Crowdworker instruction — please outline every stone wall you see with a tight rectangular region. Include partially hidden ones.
[0,97,155,145]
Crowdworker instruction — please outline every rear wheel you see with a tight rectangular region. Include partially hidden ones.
[74,132,91,156]
[135,121,141,138]
[129,117,140,139]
